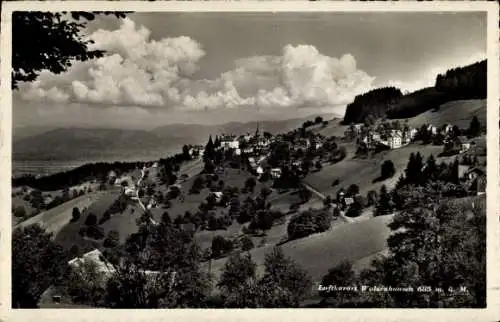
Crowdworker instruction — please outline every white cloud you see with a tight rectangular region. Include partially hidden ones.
[18,17,377,111]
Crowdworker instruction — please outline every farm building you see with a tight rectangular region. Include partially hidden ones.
[107,170,117,180]
[68,249,115,276]
[271,168,282,179]
[209,191,223,203]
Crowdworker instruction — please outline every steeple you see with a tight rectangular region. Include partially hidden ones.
[255,122,261,138]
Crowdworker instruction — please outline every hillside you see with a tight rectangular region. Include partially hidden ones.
[14,191,106,237]
[305,98,486,200]
[13,125,56,142]
[342,60,486,125]
[316,99,485,139]
[205,214,394,284]
[404,99,486,129]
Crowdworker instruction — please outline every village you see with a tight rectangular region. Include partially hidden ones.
[102,114,485,228]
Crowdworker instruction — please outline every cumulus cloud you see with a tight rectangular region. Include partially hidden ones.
[18,17,376,111]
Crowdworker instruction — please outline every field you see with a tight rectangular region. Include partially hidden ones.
[14,191,106,237]
[314,99,485,140]
[314,118,348,138]
[404,99,486,130]
[204,214,394,289]
[54,188,123,251]
[304,143,444,198]
[11,196,36,226]
[100,203,143,243]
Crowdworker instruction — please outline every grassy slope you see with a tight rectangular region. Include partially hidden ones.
[305,99,486,198]
[204,214,394,285]
[14,192,105,237]
[315,99,485,138]
[404,99,486,129]
[54,188,122,251]
[304,143,444,198]
[100,203,143,243]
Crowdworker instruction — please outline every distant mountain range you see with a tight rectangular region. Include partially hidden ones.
[13,114,335,162]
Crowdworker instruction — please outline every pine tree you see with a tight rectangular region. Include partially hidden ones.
[451,158,460,184]
[204,135,215,162]
[375,185,392,217]
[468,116,481,137]
[214,135,221,149]
[404,153,416,184]
[423,154,438,183]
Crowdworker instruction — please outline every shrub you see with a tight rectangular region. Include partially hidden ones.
[241,236,255,251]
[71,207,81,222]
[103,230,120,248]
[346,184,360,197]
[381,160,396,179]
[249,210,274,232]
[84,213,97,226]
[315,210,333,232]
[287,209,333,240]
[78,227,86,237]
[345,201,362,218]
[211,235,234,258]
[86,226,105,240]
[287,211,317,240]
[13,206,26,218]
[331,179,340,187]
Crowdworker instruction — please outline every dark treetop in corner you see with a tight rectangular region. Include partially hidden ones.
[12,11,127,89]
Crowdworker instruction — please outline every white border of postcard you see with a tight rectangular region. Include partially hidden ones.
[1,1,499,321]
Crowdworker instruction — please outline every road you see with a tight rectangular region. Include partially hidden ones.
[135,166,158,225]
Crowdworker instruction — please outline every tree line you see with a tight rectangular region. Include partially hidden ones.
[342,60,487,124]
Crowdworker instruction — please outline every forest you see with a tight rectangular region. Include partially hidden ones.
[342,60,487,124]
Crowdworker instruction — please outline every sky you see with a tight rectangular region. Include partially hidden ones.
[13,11,487,129]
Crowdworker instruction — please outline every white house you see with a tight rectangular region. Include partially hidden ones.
[68,249,116,276]
[124,185,136,197]
[427,125,438,135]
[243,147,254,154]
[43,196,54,206]
[271,168,282,179]
[460,142,472,153]
[409,128,418,140]
[221,135,239,150]
[388,130,403,149]
[211,191,223,203]
[108,170,117,180]
[444,124,454,134]
[235,148,241,156]
[256,166,264,175]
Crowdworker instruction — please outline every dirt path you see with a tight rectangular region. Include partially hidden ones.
[301,182,353,223]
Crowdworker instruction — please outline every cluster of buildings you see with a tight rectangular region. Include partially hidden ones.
[349,124,418,150]
[188,145,205,159]
[346,121,473,151]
